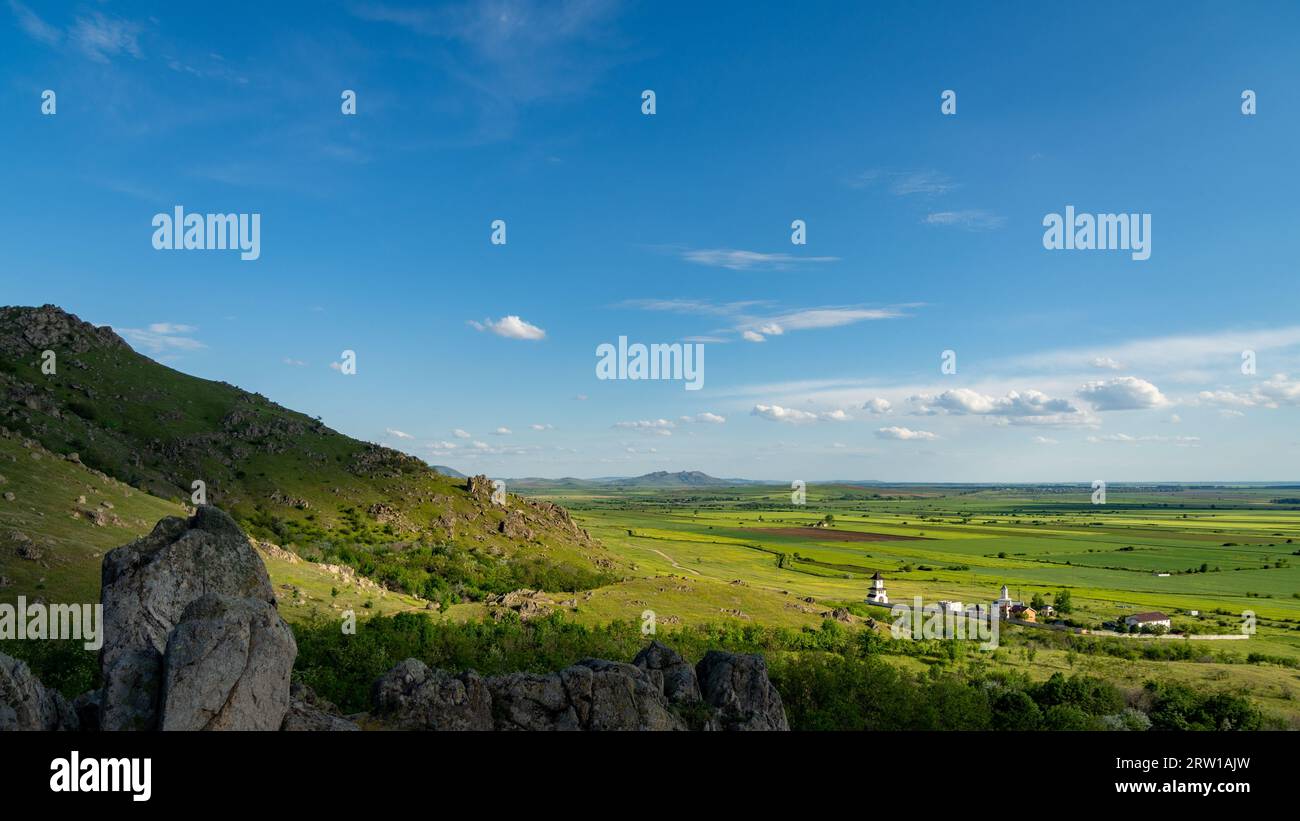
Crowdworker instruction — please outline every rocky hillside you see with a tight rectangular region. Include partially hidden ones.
[0,305,617,600]
[1,507,787,732]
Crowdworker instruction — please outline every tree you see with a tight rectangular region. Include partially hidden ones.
[1031,592,1046,610]
[1055,589,1073,613]
[823,514,835,526]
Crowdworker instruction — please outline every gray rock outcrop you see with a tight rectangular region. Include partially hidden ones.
[158,594,297,731]
[372,659,493,730]
[98,505,282,731]
[370,643,789,731]
[696,650,789,731]
[0,652,79,731]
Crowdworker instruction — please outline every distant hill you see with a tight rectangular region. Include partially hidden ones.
[509,470,757,490]
[0,305,613,602]
[430,465,467,479]
[612,470,736,487]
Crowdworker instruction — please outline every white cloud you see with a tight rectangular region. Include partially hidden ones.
[680,249,839,271]
[876,426,938,441]
[469,315,546,340]
[530,423,554,431]
[742,330,766,343]
[861,398,892,414]
[911,388,1080,420]
[493,427,512,435]
[750,405,849,424]
[1077,377,1168,411]
[453,429,472,439]
[615,419,675,436]
[1196,389,1256,408]
[282,358,307,367]
[1091,356,1123,370]
[682,412,726,424]
[1033,436,1059,445]
[1257,374,1300,407]
[385,428,413,439]
[751,404,818,424]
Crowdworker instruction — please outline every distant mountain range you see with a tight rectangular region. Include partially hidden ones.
[505,470,764,489]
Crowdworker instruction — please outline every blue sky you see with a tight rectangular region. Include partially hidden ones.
[3,0,1299,481]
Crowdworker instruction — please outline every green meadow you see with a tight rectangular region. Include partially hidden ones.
[514,481,1300,721]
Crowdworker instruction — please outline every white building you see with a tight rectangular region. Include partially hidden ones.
[1124,612,1172,630]
[866,570,888,605]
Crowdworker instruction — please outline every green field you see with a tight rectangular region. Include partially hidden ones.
[502,481,1300,724]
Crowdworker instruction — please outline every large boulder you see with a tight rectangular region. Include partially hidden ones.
[696,651,789,731]
[489,659,685,731]
[281,682,360,732]
[0,652,78,731]
[157,594,296,731]
[371,659,492,731]
[633,640,702,705]
[98,506,277,731]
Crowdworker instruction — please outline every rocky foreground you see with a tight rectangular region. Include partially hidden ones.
[1,506,788,731]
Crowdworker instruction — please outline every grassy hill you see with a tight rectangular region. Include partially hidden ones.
[0,305,620,608]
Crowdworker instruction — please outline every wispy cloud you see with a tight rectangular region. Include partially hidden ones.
[623,298,910,343]
[679,248,839,271]
[847,169,958,196]
[70,12,143,63]
[614,419,675,436]
[876,426,938,441]
[385,428,414,439]
[8,1,60,45]
[119,324,204,355]
[922,210,1005,231]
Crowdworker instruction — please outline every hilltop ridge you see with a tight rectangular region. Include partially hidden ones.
[0,304,616,603]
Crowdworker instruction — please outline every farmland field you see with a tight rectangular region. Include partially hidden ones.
[506,481,1300,723]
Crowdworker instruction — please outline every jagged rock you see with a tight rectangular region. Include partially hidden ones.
[158,594,296,731]
[282,682,359,731]
[371,659,492,730]
[0,304,128,357]
[490,660,686,731]
[696,651,789,731]
[98,505,276,731]
[466,474,494,499]
[499,511,533,541]
[633,640,702,705]
[0,652,78,731]
[485,588,554,621]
